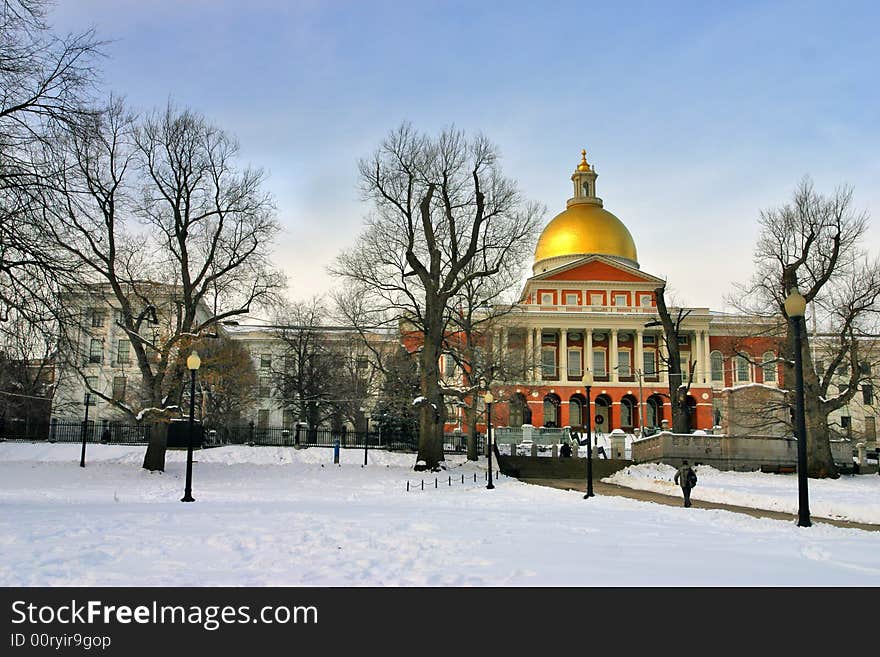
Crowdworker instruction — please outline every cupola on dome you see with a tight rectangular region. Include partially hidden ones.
[533,150,638,274]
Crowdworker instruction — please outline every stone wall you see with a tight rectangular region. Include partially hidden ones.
[632,431,852,472]
[720,384,791,438]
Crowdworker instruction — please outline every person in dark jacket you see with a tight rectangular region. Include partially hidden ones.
[673,459,697,507]
[559,442,572,458]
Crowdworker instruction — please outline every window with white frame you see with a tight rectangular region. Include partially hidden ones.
[257,409,270,428]
[710,351,724,381]
[89,339,102,364]
[84,376,98,404]
[643,351,656,376]
[639,294,652,307]
[541,348,556,378]
[679,355,691,383]
[618,350,632,377]
[567,348,582,378]
[613,293,628,307]
[592,349,606,376]
[564,293,579,306]
[91,310,106,328]
[589,293,604,306]
[540,293,554,305]
[112,376,126,401]
[260,354,272,369]
[642,334,656,345]
[444,355,455,378]
[762,351,777,383]
[736,355,750,382]
[117,339,130,365]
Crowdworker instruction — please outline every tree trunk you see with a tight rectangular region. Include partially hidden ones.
[416,340,444,470]
[465,402,478,461]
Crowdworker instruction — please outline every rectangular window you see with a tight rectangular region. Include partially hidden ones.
[643,351,656,376]
[284,355,294,372]
[444,355,455,378]
[863,384,874,405]
[260,354,272,369]
[677,335,689,345]
[84,376,98,404]
[540,293,554,305]
[642,334,656,345]
[841,416,851,429]
[112,376,126,401]
[564,293,579,306]
[618,350,632,377]
[592,350,606,377]
[91,310,105,328]
[541,348,556,378]
[259,377,271,398]
[541,332,556,345]
[567,348,581,379]
[282,410,295,430]
[613,293,627,307]
[89,339,102,364]
[860,362,871,375]
[589,293,604,306]
[356,356,369,371]
[117,339,130,365]
[837,363,849,376]
[680,355,691,383]
[815,359,825,375]
[639,294,652,307]
[865,416,876,441]
[258,409,270,428]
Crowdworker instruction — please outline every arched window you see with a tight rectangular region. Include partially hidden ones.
[646,397,661,428]
[762,351,777,383]
[736,355,751,382]
[569,396,583,427]
[620,398,633,428]
[543,394,560,427]
[710,351,724,382]
[582,182,590,196]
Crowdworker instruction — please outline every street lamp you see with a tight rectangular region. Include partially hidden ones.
[784,288,811,527]
[360,406,368,466]
[484,391,494,490]
[582,370,594,498]
[181,349,201,503]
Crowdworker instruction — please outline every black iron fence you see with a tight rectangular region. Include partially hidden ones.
[0,419,483,455]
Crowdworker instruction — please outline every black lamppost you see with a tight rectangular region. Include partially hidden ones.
[181,350,200,503]
[784,288,811,527]
[484,391,494,490]
[361,406,368,466]
[80,392,91,468]
[583,370,594,498]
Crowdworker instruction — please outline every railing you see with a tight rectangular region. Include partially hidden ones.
[1,420,480,455]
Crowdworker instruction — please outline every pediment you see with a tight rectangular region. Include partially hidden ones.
[531,255,664,284]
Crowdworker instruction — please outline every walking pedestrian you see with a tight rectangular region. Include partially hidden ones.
[673,459,698,507]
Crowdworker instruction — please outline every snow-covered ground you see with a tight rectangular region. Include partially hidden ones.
[1,442,879,586]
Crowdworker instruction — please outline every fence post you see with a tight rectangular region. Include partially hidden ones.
[249,420,255,444]
[80,393,90,468]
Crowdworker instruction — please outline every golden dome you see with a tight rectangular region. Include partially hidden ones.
[534,203,638,267]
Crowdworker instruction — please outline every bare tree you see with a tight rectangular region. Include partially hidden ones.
[0,0,103,327]
[652,286,697,434]
[44,100,285,469]
[732,178,880,478]
[332,124,543,470]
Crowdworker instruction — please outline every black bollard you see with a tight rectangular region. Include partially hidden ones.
[421,480,424,490]
[435,477,438,488]
[407,481,410,492]
[448,476,451,486]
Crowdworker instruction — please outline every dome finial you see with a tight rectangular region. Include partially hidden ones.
[577,149,590,172]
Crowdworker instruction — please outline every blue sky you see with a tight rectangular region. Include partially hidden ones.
[53,0,880,311]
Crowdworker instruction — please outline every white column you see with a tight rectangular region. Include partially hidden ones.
[525,327,534,382]
[535,327,543,380]
[694,330,705,384]
[501,326,509,369]
[559,328,568,381]
[610,328,619,382]
[635,328,644,380]
[660,335,669,384]
[585,329,593,378]
[702,330,711,385]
